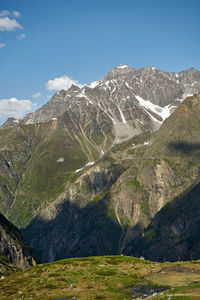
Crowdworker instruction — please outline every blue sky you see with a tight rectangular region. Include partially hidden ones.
[0,0,199,123]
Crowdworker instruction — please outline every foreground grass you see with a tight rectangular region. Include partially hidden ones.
[1,256,200,299]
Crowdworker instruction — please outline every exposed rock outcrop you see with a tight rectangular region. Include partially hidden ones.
[0,213,39,268]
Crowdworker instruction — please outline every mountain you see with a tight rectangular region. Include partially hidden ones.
[22,92,200,262]
[0,213,39,268]
[0,65,200,262]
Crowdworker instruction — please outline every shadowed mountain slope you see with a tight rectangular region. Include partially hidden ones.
[129,179,200,262]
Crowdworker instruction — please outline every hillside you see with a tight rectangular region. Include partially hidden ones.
[1,255,200,299]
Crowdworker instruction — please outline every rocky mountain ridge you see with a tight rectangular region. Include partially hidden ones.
[1,65,200,145]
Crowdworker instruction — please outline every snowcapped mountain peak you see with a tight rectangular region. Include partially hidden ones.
[105,65,135,80]
[1,65,200,138]
[87,80,100,89]
[117,64,128,69]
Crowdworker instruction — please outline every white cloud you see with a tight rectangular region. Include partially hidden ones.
[12,11,21,18]
[46,75,84,91]
[0,17,23,31]
[32,92,41,98]
[17,33,26,40]
[0,10,10,17]
[0,10,21,18]
[0,42,5,48]
[0,98,37,122]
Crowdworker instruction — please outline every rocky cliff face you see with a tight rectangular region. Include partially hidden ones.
[128,180,200,262]
[0,213,39,268]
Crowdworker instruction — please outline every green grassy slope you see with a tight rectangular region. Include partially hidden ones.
[1,255,200,299]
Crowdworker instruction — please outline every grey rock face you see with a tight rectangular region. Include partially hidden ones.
[0,213,39,268]
[0,118,20,130]
[130,180,200,262]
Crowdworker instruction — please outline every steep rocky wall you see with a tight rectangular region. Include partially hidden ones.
[0,213,39,268]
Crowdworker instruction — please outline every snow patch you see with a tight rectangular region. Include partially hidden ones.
[118,106,127,124]
[117,64,128,69]
[136,119,143,125]
[76,89,93,104]
[110,116,117,125]
[135,95,171,122]
[86,162,95,166]
[88,81,99,88]
[125,82,131,89]
[111,86,116,93]
[192,81,198,86]
[98,103,117,125]
[104,80,112,91]
[13,119,19,123]
[26,119,34,125]
[51,118,57,120]
[105,81,110,88]
[75,168,83,173]
[182,93,194,100]
[57,157,64,163]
